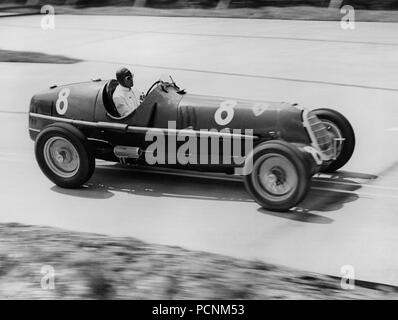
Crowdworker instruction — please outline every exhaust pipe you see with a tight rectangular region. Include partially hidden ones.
[114,146,142,159]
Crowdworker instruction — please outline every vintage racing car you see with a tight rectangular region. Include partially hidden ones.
[28,76,355,211]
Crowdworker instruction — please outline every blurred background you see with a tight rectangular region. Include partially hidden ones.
[1,0,398,10]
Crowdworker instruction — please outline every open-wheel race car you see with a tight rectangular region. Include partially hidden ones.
[29,76,355,211]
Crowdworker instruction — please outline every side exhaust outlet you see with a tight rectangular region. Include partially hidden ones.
[113,146,142,159]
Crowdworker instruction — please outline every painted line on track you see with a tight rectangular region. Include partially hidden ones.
[312,178,398,191]
[149,31,398,47]
[0,110,27,114]
[89,59,398,93]
[2,19,398,47]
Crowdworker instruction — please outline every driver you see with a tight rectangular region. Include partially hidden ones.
[112,67,144,117]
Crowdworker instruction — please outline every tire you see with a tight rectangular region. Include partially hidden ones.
[243,140,310,211]
[312,108,355,173]
[35,124,95,188]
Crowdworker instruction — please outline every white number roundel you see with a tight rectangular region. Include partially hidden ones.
[214,100,236,126]
[55,88,70,115]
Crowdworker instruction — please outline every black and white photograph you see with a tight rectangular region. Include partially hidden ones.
[0,0,397,303]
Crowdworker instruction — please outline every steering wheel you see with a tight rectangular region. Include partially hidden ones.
[146,80,161,97]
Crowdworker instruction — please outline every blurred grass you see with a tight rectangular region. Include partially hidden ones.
[2,1,398,21]
[0,49,81,64]
[0,222,397,299]
[48,5,398,22]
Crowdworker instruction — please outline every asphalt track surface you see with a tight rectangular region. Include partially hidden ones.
[0,15,398,286]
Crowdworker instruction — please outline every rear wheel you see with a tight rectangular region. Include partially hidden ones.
[313,108,355,173]
[243,140,310,211]
[35,124,95,188]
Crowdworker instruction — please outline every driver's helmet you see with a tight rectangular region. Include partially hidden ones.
[116,67,132,87]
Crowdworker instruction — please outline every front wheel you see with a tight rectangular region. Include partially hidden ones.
[243,140,310,211]
[35,124,95,188]
[312,108,355,173]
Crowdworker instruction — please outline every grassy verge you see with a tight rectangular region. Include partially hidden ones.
[2,1,398,22]
[0,49,81,64]
[51,5,398,22]
[0,222,397,299]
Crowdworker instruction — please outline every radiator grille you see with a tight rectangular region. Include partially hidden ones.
[306,112,333,157]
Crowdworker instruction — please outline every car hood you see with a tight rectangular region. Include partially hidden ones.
[178,93,310,143]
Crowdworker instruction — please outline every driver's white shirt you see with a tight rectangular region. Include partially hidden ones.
[112,85,141,117]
